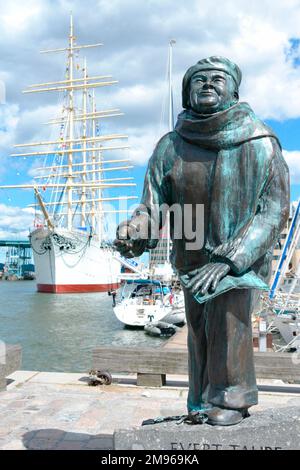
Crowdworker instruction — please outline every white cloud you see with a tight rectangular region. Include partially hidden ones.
[283,149,300,184]
[0,103,19,135]
[110,84,163,110]
[0,103,58,180]
[0,229,30,239]
[0,103,20,177]
[128,125,159,165]
[15,104,60,144]
[1,0,42,34]
[0,203,35,238]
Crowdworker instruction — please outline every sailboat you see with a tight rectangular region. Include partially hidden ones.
[149,40,175,282]
[111,41,186,329]
[0,16,137,293]
[267,199,300,352]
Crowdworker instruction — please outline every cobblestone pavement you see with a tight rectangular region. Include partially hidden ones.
[0,371,299,450]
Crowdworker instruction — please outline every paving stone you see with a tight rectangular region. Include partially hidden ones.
[7,400,28,409]
[75,408,106,430]
[0,438,8,449]
[0,439,26,450]
[6,371,39,388]
[0,377,6,392]
[0,345,22,391]
[29,372,87,385]
[0,430,12,439]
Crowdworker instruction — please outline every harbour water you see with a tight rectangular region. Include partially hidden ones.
[0,281,166,372]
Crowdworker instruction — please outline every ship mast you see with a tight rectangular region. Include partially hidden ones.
[67,13,74,231]
[91,91,104,243]
[80,57,88,228]
[91,90,96,233]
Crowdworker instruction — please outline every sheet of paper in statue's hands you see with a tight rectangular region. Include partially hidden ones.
[180,271,269,304]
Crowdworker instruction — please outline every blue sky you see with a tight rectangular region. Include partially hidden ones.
[266,117,300,201]
[0,0,300,242]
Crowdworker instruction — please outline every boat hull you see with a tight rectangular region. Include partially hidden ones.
[37,283,120,293]
[30,228,121,294]
[113,302,171,327]
[113,283,186,327]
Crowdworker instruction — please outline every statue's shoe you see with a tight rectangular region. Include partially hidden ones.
[206,406,249,426]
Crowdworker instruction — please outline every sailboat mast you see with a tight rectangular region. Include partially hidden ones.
[166,39,176,263]
[67,13,75,231]
[168,40,175,132]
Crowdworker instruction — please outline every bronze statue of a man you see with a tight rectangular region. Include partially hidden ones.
[115,56,289,426]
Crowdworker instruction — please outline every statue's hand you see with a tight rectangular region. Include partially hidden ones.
[180,263,230,296]
[114,218,147,259]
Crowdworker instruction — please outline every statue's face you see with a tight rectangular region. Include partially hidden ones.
[189,70,237,114]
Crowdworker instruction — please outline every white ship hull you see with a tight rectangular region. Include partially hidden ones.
[30,228,121,293]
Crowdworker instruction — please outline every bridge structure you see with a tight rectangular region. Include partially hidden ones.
[0,240,31,248]
[0,239,33,278]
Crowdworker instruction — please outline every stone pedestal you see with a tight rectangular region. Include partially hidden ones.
[114,407,300,450]
[0,344,22,391]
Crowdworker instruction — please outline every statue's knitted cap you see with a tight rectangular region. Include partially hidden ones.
[182,56,242,109]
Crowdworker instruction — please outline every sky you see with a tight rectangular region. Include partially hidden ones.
[0,0,300,243]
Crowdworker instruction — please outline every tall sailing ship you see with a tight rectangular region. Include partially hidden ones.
[0,16,137,293]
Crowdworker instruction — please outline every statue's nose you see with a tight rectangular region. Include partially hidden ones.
[203,81,213,89]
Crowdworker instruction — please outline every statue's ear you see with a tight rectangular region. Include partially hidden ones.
[233,91,239,101]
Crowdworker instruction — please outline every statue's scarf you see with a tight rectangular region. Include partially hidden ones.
[175,102,279,151]
[174,102,284,301]
[174,102,280,251]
